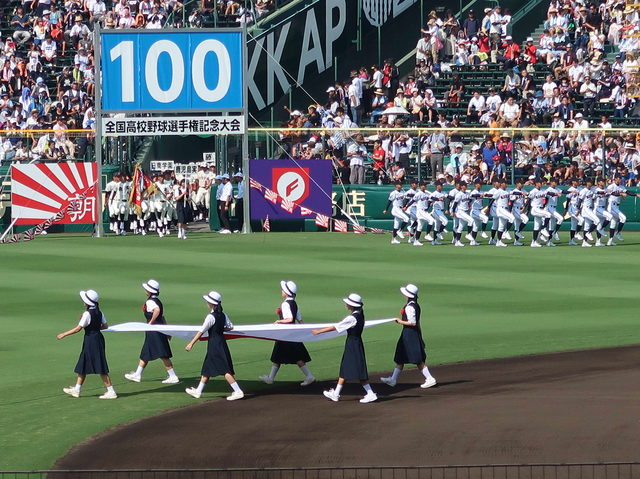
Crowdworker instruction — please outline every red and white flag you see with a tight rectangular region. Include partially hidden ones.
[353,224,367,234]
[281,198,295,213]
[23,229,35,242]
[9,233,23,243]
[35,217,53,234]
[249,178,262,190]
[129,165,158,217]
[0,235,10,244]
[263,215,271,232]
[54,210,65,222]
[264,189,278,204]
[300,206,313,216]
[315,213,330,229]
[334,219,348,233]
[370,227,385,234]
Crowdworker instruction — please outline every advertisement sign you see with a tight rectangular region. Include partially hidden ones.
[11,163,98,225]
[249,159,332,219]
[101,31,244,111]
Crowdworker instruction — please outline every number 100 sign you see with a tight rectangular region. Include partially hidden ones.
[101,31,243,111]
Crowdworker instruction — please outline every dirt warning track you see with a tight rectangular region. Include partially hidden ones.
[55,345,640,469]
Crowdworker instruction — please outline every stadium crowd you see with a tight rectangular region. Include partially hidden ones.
[278,1,640,187]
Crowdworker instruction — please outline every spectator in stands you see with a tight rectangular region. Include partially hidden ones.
[11,7,32,46]
[500,68,520,99]
[445,72,465,106]
[466,90,485,124]
[495,36,520,69]
[580,75,598,117]
[498,96,520,127]
[488,6,504,47]
[463,9,480,38]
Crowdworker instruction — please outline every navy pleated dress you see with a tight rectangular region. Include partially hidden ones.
[201,310,235,377]
[139,296,173,361]
[74,308,110,375]
[339,309,369,381]
[393,300,427,365]
[270,298,312,364]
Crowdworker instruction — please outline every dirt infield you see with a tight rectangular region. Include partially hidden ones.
[54,345,640,469]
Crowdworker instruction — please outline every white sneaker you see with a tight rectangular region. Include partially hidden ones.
[141,230,147,236]
[227,391,245,401]
[541,228,549,237]
[553,232,560,241]
[162,376,180,384]
[513,240,523,246]
[258,375,274,385]
[413,240,424,246]
[597,228,607,238]
[158,232,164,238]
[502,232,512,241]
[470,240,480,246]
[488,238,496,245]
[408,236,415,243]
[615,233,624,242]
[568,239,578,246]
[431,240,442,245]
[63,387,80,398]
[586,232,594,241]
[575,233,583,241]
[437,233,444,241]
[185,387,201,399]
[607,239,617,246]
[451,237,456,244]
[454,240,464,247]
[359,391,378,403]
[582,240,592,248]
[323,389,340,402]
[496,240,507,247]
[481,231,489,239]
[124,372,141,383]
[380,377,397,387]
[546,241,556,247]
[420,377,437,389]
[595,239,605,247]
[300,376,316,386]
[222,230,232,235]
[530,241,542,248]
[182,235,187,240]
[121,230,127,236]
[397,231,405,239]
[465,233,474,242]
[99,390,118,400]
[442,228,449,234]
[425,233,434,241]
[391,238,401,245]
[515,231,524,239]
[177,233,183,239]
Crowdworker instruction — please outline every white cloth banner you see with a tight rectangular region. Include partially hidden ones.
[105,319,396,342]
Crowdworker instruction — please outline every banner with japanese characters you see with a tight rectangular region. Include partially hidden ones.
[11,163,98,225]
[249,160,332,220]
[101,115,245,137]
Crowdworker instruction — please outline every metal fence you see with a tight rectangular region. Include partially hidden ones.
[2,463,640,479]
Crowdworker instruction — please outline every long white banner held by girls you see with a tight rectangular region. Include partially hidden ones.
[106,319,396,342]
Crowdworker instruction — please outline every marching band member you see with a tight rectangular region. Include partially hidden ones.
[125,280,179,384]
[313,294,378,404]
[607,176,635,245]
[381,284,436,389]
[567,177,584,246]
[544,177,564,246]
[383,181,409,245]
[57,289,117,400]
[259,281,316,386]
[185,291,244,401]
[578,177,598,247]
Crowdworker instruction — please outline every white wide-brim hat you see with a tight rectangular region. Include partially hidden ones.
[142,279,160,295]
[203,291,222,305]
[280,280,297,296]
[400,284,418,298]
[343,293,363,308]
[79,289,99,307]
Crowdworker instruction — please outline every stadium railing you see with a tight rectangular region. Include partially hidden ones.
[3,462,640,479]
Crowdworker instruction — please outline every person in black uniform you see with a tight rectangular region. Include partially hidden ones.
[184,291,244,401]
[312,293,378,403]
[124,280,179,384]
[259,281,316,386]
[381,284,437,389]
[57,289,117,399]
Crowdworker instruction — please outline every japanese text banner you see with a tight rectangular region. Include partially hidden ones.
[102,115,245,136]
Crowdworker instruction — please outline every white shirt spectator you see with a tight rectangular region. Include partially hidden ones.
[499,102,520,120]
[468,95,485,113]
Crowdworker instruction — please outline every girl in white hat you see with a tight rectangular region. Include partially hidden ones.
[259,281,315,386]
[184,291,244,400]
[381,284,436,389]
[57,290,117,399]
[312,294,377,403]
[125,280,179,384]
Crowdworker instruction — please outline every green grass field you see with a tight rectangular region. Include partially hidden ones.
[2,231,640,471]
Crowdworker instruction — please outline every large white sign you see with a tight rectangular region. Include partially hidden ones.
[102,115,245,136]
